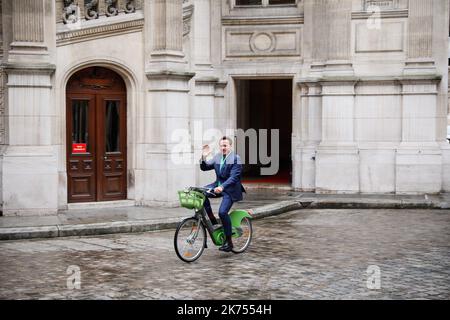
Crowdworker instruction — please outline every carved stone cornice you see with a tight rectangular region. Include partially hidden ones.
[146,70,195,80]
[57,18,144,46]
[1,62,56,75]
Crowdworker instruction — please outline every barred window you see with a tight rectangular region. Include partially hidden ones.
[236,0,295,6]
[236,0,262,5]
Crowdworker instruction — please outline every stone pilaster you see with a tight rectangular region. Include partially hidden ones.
[396,77,442,194]
[315,80,359,193]
[299,82,322,192]
[9,0,48,61]
[404,0,436,75]
[1,0,57,215]
[306,0,353,76]
[193,0,213,72]
[326,0,352,61]
[214,81,228,135]
[193,77,220,187]
[0,0,4,61]
[324,0,353,76]
[150,0,184,58]
[143,0,195,206]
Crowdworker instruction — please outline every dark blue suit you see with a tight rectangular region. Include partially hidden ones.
[200,152,245,237]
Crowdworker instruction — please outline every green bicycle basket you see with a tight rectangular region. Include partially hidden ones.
[178,190,206,210]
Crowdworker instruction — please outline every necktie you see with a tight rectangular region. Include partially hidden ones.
[218,155,226,188]
[220,155,226,172]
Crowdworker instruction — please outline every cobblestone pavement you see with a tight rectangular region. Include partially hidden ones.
[0,209,449,300]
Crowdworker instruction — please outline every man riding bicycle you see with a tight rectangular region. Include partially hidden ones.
[200,136,246,252]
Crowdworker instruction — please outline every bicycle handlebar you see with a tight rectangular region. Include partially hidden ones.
[188,186,217,196]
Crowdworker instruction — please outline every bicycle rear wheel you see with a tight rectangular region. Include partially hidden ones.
[232,217,252,254]
[174,217,206,263]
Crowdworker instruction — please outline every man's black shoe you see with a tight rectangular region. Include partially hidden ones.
[219,235,234,252]
[219,243,233,252]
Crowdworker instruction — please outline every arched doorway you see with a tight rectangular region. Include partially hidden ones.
[66,67,127,202]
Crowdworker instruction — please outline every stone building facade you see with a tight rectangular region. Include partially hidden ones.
[0,0,449,216]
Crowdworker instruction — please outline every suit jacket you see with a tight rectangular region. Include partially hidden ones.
[200,152,246,202]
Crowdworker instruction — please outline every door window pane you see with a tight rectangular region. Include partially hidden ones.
[72,100,89,149]
[236,0,262,5]
[105,101,120,153]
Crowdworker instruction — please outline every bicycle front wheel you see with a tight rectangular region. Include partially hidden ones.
[232,217,253,254]
[174,217,206,263]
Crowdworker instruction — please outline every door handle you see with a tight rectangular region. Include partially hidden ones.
[104,156,108,160]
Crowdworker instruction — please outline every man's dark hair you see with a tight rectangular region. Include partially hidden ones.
[220,136,233,145]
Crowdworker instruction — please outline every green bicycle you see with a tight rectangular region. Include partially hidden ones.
[174,187,253,263]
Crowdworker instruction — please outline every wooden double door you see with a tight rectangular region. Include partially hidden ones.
[66,67,127,203]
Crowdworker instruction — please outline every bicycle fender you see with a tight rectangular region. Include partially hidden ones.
[229,210,252,228]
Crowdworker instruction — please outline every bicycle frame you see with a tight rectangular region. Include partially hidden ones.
[175,187,253,262]
[183,187,252,246]
[192,207,225,246]
[191,206,253,247]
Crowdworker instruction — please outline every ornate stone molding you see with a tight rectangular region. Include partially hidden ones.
[106,0,119,17]
[61,0,139,24]
[85,0,99,20]
[224,26,302,58]
[125,0,137,14]
[183,1,194,36]
[63,0,79,24]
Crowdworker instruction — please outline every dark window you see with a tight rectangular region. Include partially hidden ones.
[72,100,89,147]
[269,0,295,4]
[105,101,120,153]
[236,0,262,5]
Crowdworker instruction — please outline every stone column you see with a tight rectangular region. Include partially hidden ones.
[192,77,219,187]
[306,0,353,76]
[404,0,435,75]
[315,80,359,193]
[214,81,228,135]
[396,78,442,194]
[150,0,184,60]
[300,82,322,192]
[324,0,353,76]
[143,0,195,206]
[193,0,212,72]
[9,0,47,57]
[1,0,58,215]
[291,83,305,190]
[396,0,445,194]
[303,0,327,73]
